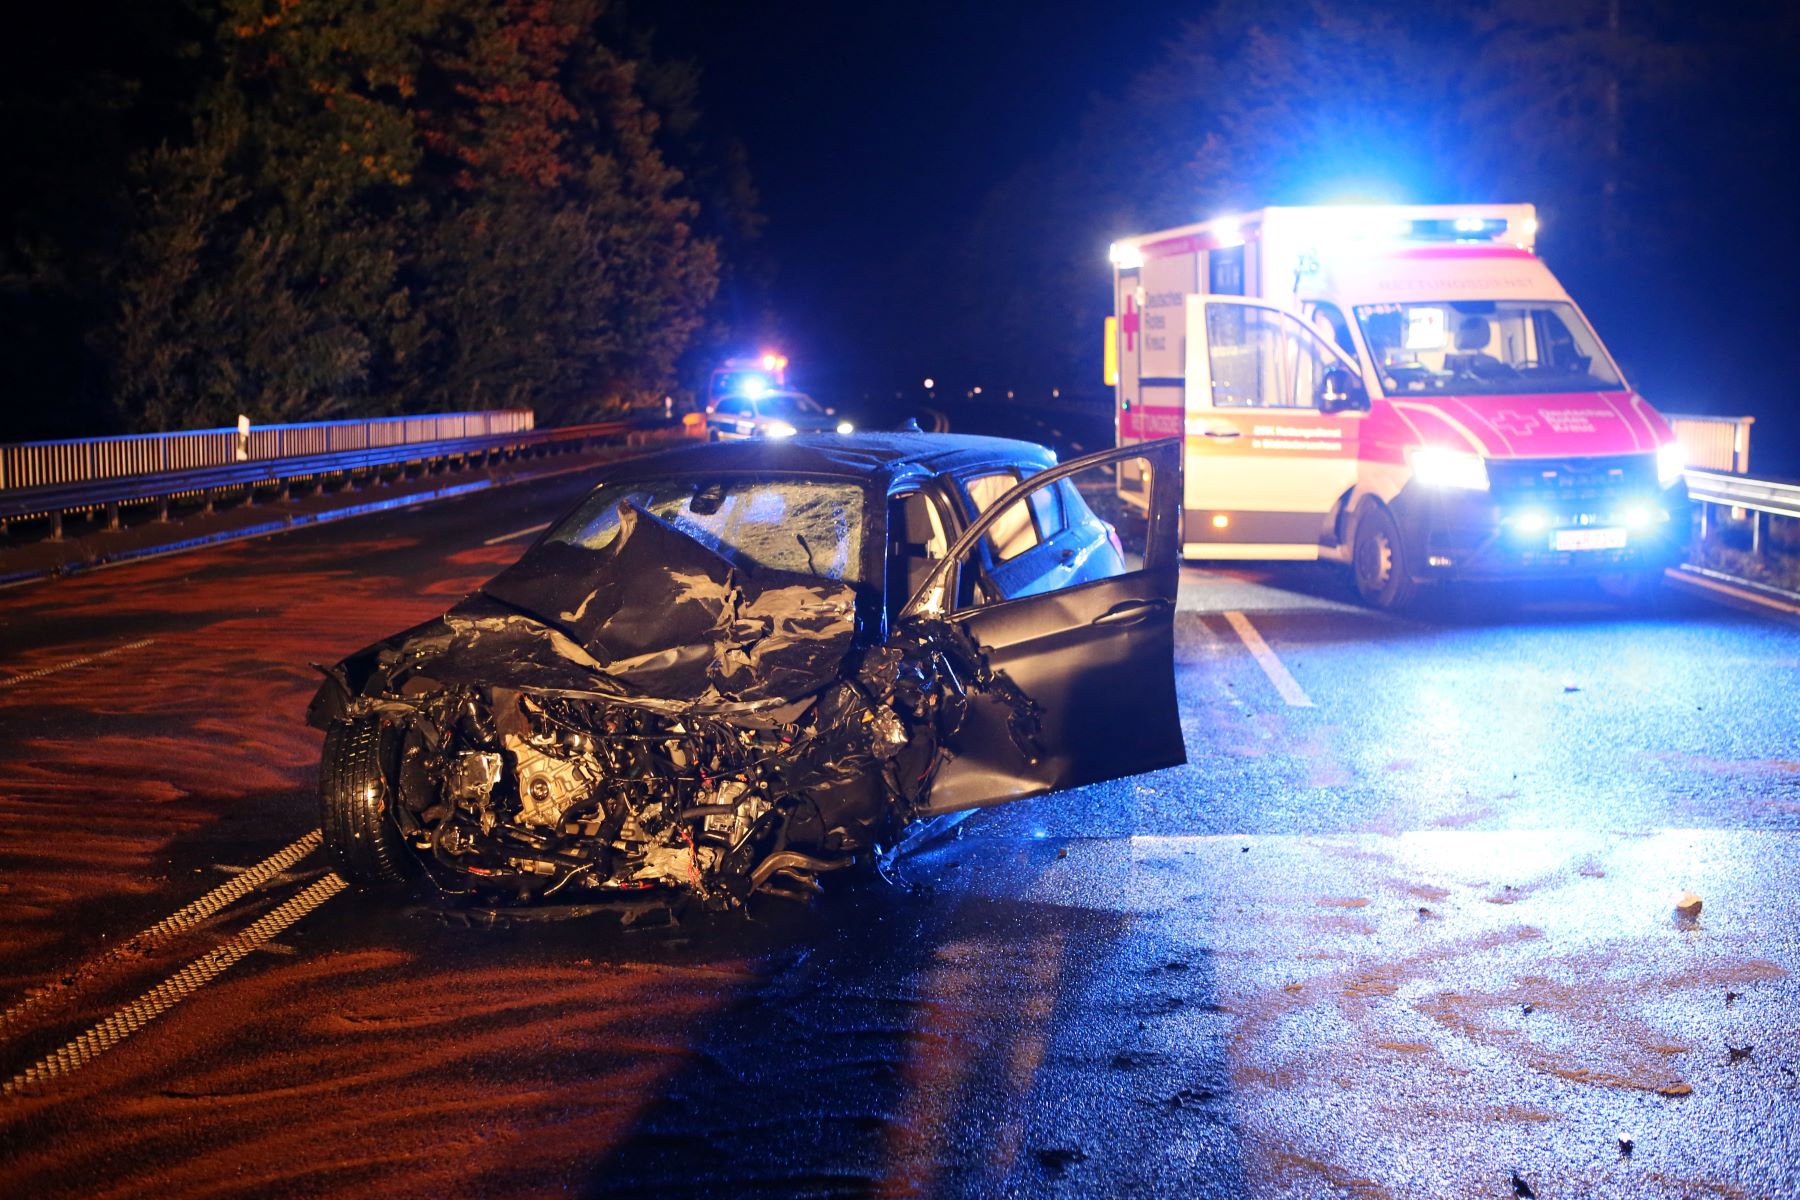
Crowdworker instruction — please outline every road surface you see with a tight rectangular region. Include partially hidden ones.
[0,463,1795,1198]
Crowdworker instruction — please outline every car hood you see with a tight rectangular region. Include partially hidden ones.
[1389,390,1673,458]
[308,503,859,724]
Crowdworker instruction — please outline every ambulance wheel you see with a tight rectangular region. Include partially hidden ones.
[320,719,410,888]
[1352,502,1420,610]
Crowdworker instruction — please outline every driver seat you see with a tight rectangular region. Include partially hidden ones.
[1445,316,1500,375]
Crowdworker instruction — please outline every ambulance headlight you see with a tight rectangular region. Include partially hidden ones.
[1656,441,1685,488]
[765,420,797,438]
[1410,447,1489,491]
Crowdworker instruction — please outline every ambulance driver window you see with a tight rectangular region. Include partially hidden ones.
[1206,304,1297,408]
[1282,314,1340,409]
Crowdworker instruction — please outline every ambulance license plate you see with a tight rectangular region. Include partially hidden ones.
[1553,528,1627,552]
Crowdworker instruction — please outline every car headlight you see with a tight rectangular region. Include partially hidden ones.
[836,420,854,435]
[1410,447,1489,491]
[765,420,797,438]
[1656,440,1685,488]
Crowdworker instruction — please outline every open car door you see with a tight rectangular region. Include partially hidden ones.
[901,438,1185,815]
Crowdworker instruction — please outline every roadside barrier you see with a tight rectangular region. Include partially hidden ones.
[0,415,656,539]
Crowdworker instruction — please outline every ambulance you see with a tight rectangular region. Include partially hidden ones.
[1107,204,1689,607]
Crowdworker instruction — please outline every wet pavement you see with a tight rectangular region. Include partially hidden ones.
[0,465,1796,1198]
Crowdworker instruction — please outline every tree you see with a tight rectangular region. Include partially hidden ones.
[108,0,721,431]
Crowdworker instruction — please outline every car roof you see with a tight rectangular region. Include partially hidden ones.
[603,432,1058,486]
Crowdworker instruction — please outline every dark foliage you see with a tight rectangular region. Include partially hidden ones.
[1,0,746,437]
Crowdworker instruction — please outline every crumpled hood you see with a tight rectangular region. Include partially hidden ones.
[310,503,859,722]
[1394,391,1674,458]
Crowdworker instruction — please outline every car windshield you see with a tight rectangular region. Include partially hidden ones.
[1354,300,1624,395]
[757,392,825,419]
[543,475,867,582]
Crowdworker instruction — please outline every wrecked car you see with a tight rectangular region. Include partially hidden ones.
[307,433,1184,908]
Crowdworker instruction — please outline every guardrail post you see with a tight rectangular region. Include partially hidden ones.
[106,502,120,532]
[1751,510,1763,555]
[49,510,63,541]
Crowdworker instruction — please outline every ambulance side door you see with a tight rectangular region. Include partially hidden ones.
[1181,296,1366,555]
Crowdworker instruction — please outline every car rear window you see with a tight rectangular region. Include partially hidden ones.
[964,471,1040,562]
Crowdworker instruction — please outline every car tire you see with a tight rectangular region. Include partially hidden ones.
[320,719,410,887]
[1352,501,1420,610]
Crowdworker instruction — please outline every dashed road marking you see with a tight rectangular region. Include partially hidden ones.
[0,638,155,691]
[1223,611,1313,708]
[482,521,551,546]
[0,830,322,1033]
[2,872,345,1097]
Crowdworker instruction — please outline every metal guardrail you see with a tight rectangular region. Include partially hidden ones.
[0,417,648,538]
[1684,469,1800,519]
[0,410,535,492]
[1683,467,1800,556]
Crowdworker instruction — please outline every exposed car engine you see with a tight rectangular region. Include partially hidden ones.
[322,623,1031,908]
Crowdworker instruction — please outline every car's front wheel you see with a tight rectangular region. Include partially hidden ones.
[320,719,410,887]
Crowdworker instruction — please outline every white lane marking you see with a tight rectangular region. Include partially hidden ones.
[0,638,156,690]
[1671,569,1800,616]
[0,830,322,1033]
[2,872,345,1097]
[482,521,551,546]
[1223,611,1314,708]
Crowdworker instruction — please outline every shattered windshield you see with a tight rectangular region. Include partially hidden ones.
[543,475,867,583]
[1355,300,1624,395]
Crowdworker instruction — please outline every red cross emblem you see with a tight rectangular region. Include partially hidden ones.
[1122,295,1140,352]
[1493,410,1541,437]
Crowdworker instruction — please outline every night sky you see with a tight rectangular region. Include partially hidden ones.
[658,0,1190,400]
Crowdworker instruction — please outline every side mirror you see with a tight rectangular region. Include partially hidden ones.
[1320,367,1368,413]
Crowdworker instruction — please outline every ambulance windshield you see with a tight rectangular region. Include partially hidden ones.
[1354,300,1624,396]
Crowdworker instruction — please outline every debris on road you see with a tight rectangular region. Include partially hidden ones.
[1658,1082,1694,1097]
[1728,1044,1754,1063]
[1167,1087,1218,1110]
[1618,1137,1634,1158]
[1511,1169,1537,1197]
[1034,1147,1088,1176]
[1675,891,1704,918]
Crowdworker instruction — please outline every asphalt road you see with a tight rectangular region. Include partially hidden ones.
[0,460,1796,1199]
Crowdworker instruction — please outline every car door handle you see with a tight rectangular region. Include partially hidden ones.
[1200,429,1241,438]
[1092,598,1169,627]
